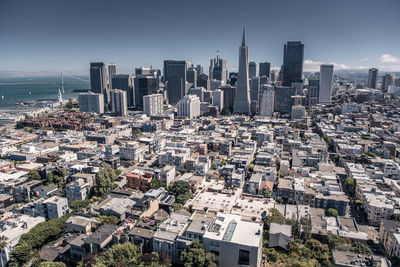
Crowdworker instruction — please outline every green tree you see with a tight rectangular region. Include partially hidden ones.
[345,177,355,188]
[248,163,255,172]
[64,101,74,110]
[93,242,140,266]
[70,199,91,212]
[0,235,7,252]
[326,208,338,217]
[91,165,118,197]
[264,248,280,262]
[180,239,216,267]
[40,262,67,267]
[132,129,142,138]
[15,121,24,129]
[167,180,192,204]
[46,172,54,184]
[9,213,72,265]
[10,242,32,264]
[220,160,227,166]
[263,190,271,198]
[301,239,330,266]
[60,168,67,178]
[351,242,371,255]
[151,178,164,189]
[264,208,287,228]
[327,233,346,249]
[96,215,120,225]
[27,170,41,181]
[210,163,218,170]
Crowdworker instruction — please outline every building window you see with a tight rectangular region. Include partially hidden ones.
[238,249,250,265]
[210,240,219,247]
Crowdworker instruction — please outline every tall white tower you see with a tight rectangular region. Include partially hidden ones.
[233,28,251,115]
[58,89,63,103]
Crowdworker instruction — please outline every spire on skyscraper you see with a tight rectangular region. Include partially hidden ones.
[233,28,251,115]
[242,27,246,46]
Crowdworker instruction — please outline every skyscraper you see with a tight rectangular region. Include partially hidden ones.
[187,67,197,87]
[367,68,378,89]
[197,74,210,90]
[108,63,116,89]
[195,65,203,77]
[209,55,227,85]
[221,85,236,111]
[319,64,334,104]
[282,41,304,87]
[164,60,187,105]
[274,86,296,114]
[249,61,257,78]
[382,73,396,93]
[90,62,108,103]
[307,74,320,107]
[259,62,271,78]
[110,89,128,116]
[134,75,159,109]
[233,28,251,115]
[112,74,135,107]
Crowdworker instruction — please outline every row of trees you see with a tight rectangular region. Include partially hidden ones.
[9,214,72,266]
[87,239,215,267]
[88,242,170,267]
[27,168,67,188]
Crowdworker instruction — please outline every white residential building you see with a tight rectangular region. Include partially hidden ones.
[119,141,148,162]
[110,89,128,116]
[259,84,274,117]
[177,95,200,118]
[143,94,163,117]
[363,192,394,225]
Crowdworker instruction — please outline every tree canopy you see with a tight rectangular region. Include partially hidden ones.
[9,214,71,266]
[70,199,91,212]
[93,242,140,266]
[96,215,120,225]
[40,262,67,267]
[327,234,346,249]
[326,208,338,218]
[91,165,119,197]
[167,180,192,204]
[180,239,216,267]
[27,170,41,181]
[151,178,164,189]
[351,242,371,255]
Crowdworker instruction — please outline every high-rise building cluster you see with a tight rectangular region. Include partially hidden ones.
[79,29,400,122]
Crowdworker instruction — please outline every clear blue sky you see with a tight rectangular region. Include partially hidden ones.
[1,0,400,74]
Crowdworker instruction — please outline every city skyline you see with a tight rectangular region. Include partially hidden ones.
[1,0,400,75]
